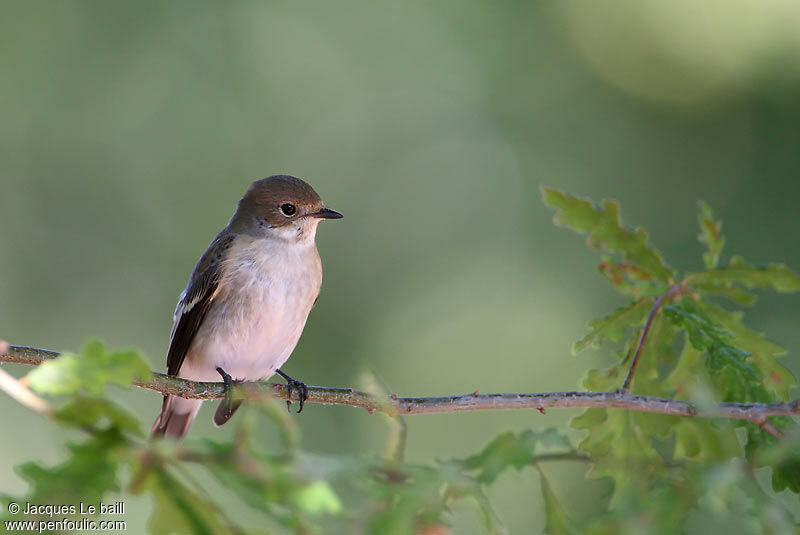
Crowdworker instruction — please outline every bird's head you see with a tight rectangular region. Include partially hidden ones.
[233,175,342,243]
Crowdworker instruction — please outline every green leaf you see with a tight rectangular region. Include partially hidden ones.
[697,201,724,269]
[689,281,757,306]
[541,187,674,282]
[598,257,638,297]
[580,314,676,397]
[573,298,652,354]
[770,450,800,495]
[54,396,143,435]
[752,422,800,495]
[663,299,765,401]
[672,420,742,461]
[26,339,151,396]
[462,428,573,485]
[572,326,676,494]
[663,337,744,460]
[597,258,666,298]
[689,256,800,293]
[571,408,665,501]
[663,332,713,397]
[293,480,342,515]
[1,431,127,523]
[695,300,796,399]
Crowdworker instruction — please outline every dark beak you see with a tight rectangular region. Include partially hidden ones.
[310,207,343,220]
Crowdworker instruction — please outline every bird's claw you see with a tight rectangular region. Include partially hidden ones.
[276,369,308,413]
[216,367,236,413]
[285,377,308,413]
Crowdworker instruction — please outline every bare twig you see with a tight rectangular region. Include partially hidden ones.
[1,344,797,430]
[0,366,51,416]
[620,284,682,393]
[0,340,51,415]
[757,418,783,438]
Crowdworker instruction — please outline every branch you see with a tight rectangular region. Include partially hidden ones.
[620,283,682,393]
[2,344,799,427]
[0,342,51,416]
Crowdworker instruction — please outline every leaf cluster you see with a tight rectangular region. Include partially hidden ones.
[541,188,800,533]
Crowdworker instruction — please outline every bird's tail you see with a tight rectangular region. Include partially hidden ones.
[150,395,202,439]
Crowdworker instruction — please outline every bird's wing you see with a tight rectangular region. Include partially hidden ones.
[166,234,234,377]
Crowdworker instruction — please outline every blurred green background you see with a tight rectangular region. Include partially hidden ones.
[3,1,800,533]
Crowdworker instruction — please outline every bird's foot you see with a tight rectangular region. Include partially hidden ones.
[275,369,308,413]
[216,367,240,419]
[216,366,236,390]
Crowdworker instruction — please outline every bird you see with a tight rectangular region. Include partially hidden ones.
[150,175,342,438]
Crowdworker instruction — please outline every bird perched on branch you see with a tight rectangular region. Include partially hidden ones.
[151,175,342,438]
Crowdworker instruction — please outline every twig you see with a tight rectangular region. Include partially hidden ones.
[757,418,783,438]
[0,366,51,416]
[620,284,681,393]
[2,344,797,430]
[0,340,52,415]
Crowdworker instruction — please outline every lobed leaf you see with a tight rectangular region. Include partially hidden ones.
[571,408,666,503]
[573,298,652,354]
[541,187,674,282]
[695,300,795,399]
[573,330,673,494]
[751,421,800,495]
[54,396,143,435]
[462,428,574,485]
[663,338,744,460]
[1,431,127,525]
[598,257,637,297]
[770,450,800,496]
[689,281,757,306]
[579,314,676,397]
[597,258,667,298]
[26,339,151,396]
[662,300,766,401]
[689,256,800,293]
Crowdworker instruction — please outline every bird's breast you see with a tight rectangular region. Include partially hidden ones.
[185,238,322,382]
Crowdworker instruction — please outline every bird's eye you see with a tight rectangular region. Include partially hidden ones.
[279,203,296,216]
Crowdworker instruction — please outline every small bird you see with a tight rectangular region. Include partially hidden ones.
[150,175,342,438]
